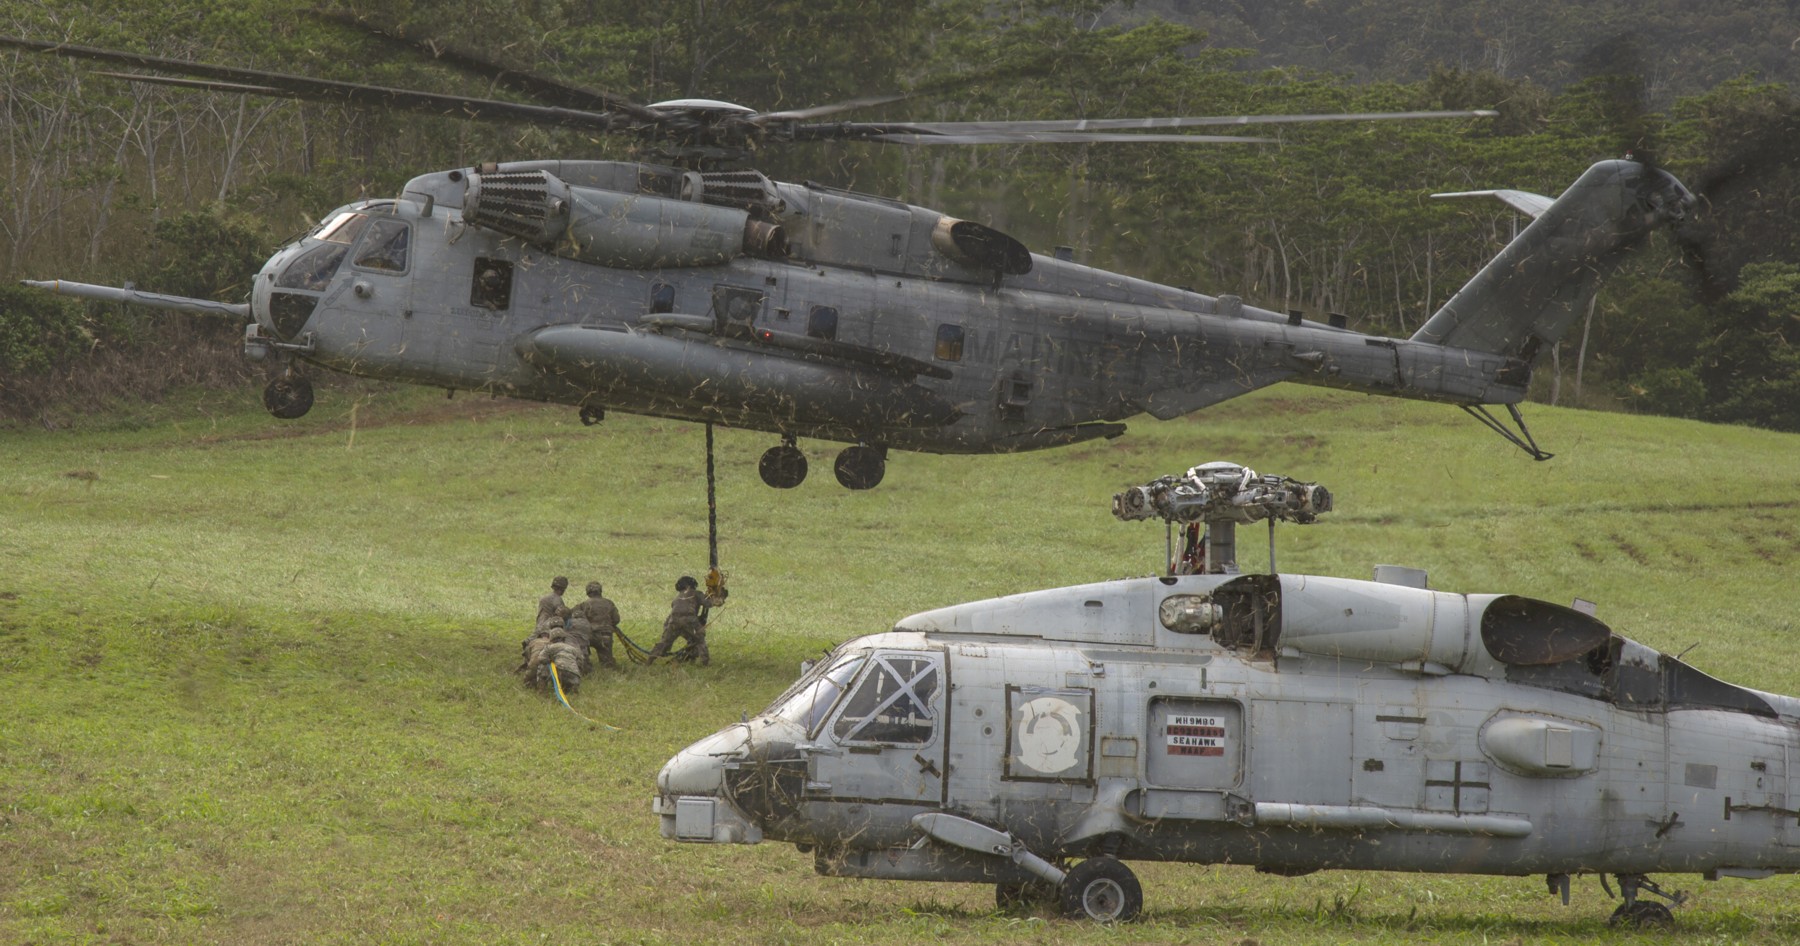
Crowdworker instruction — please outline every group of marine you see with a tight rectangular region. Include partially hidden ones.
[516,573,727,696]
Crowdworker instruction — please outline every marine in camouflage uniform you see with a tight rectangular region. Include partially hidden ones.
[568,580,622,670]
[647,575,727,666]
[536,576,571,632]
[520,628,585,695]
[517,626,554,679]
[541,631,585,694]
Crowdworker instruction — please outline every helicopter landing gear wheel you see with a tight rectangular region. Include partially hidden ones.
[832,444,886,490]
[1058,857,1141,923]
[1607,873,1681,929]
[758,439,807,489]
[1610,900,1674,929]
[263,375,314,419]
[995,880,1058,911]
[578,405,605,426]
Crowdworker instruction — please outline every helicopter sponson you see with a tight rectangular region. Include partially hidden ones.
[656,569,1800,923]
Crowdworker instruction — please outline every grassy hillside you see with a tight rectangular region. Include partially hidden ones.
[3,383,1799,945]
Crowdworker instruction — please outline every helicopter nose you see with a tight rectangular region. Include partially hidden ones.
[657,723,750,796]
[655,723,767,844]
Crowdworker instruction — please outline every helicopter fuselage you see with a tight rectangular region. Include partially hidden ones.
[655,570,1800,915]
[246,158,1543,456]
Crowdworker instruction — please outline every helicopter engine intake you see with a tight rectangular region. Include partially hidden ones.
[463,168,786,268]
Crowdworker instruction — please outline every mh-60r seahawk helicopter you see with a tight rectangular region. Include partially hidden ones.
[7,26,1695,489]
[657,462,1800,926]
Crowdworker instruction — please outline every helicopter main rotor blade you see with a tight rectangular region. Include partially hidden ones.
[867,131,1277,145]
[752,94,911,124]
[892,109,1498,136]
[304,10,667,123]
[0,35,634,132]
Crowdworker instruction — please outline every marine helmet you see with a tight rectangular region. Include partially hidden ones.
[676,575,698,592]
[587,580,603,596]
[552,575,568,591]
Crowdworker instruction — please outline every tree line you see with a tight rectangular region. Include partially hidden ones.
[1,0,1795,431]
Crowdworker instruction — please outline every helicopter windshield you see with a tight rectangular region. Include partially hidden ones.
[275,242,350,291]
[765,651,867,736]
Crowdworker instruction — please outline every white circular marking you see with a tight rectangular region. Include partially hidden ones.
[1016,697,1083,774]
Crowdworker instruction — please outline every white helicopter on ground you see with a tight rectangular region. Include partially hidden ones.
[656,462,1800,926]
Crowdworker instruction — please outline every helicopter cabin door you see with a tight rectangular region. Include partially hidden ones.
[809,650,947,806]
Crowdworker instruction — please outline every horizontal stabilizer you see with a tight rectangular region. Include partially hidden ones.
[1430,188,1554,219]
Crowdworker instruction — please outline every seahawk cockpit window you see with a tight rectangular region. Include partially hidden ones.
[831,652,941,746]
[765,651,867,737]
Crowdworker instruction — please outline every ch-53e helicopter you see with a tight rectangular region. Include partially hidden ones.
[7,27,1695,489]
[655,462,1800,926]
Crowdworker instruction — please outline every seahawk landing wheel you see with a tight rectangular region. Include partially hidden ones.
[1058,857,1141,923]
[759,440,807,488]
[263,375,314,419]
[832,444,885,490]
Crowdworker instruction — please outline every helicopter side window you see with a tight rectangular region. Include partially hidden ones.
[807,306,838,341]
[935,324,964,361]
[353,219,411,274]
[713,285,764,335]
[471,258,513,311]
[649,282,676,314]
[831,652,940,746]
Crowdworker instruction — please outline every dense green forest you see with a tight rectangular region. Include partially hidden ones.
[1141,0,1800,100]
[1,0,1796,431]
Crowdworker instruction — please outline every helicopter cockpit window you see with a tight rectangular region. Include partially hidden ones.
[315,211,370,245]
[275,242,350,291]
[471,258,513,310]
[649,282,676,314]
[935,324,964,361]
[831,652,940,746]
[353,219,411,274]
[807,305,838,341]
[765,652,868,737]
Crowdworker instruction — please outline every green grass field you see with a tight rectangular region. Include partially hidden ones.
[4,383,1799,945]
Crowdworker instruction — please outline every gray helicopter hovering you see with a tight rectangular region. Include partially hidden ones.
[6,28,1695,489]
[656,461,1800,926]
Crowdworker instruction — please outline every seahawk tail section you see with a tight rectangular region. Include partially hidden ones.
[1411,159,1695,362]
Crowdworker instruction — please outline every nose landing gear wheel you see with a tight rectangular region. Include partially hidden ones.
[1610,901,1675,929]
[1058,857,1141,923]
[579,405,605,426]
[263,375,314,419]
[758,441,808,489]
[832,444,886,490]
